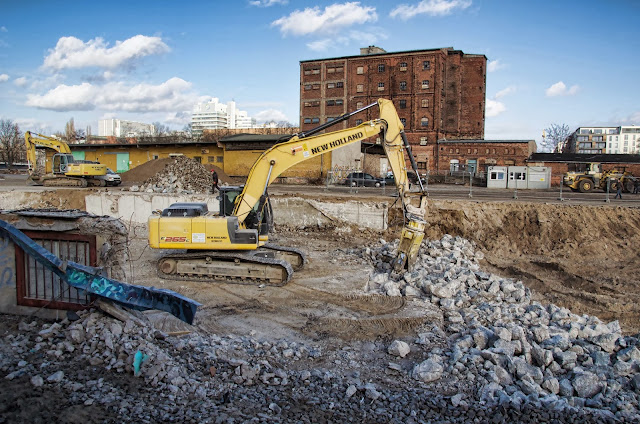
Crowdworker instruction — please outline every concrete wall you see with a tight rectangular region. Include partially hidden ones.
[84,192,388,230]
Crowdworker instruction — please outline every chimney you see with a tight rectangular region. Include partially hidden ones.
[360,46,386,55]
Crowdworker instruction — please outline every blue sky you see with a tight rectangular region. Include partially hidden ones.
[0,0,638,147]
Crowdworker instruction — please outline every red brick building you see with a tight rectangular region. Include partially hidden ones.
[436,139,537,174]
[300,46,488,173]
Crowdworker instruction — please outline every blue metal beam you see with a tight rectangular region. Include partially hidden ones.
[0,219,200,325]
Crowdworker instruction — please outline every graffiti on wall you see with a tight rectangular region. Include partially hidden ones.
[0,236,14,287]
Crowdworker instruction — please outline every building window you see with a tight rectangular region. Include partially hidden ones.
[327,67,335,73]
[207,156,214,163]
[421,80,430,89]
[421,99,429,108]
[304,118,311,124]
[421,117,429,127]
[399,62,407,71]
[355,119,363,125]
[399,100,407,109]
[336,99,343,105]
[467,149,471,154]
[152,154,159,160]
[377,82,385,91]
[417,161,426,169]
[400,118,407,126]
[304,84,312,91]
[312,84,320,90]
[399,81,407,91]
[312,68,320,74]
[378,64,385,72]
[327,117,335,122]
[327,100,335,106]
[356,84,364,93]
[304,69,311,75]
[420,137,428,146]
[357,66,364,74]
[423,61,430,70]
[356,101,363,109]
[327,83,335,89]
[312,118,320,124]
[336,81,343,88]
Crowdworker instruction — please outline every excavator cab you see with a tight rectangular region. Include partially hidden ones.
[219,186,273,239]
[52,153,75,174]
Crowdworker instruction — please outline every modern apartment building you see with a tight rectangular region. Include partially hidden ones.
[564,125,640,154]
[299,46,486,170]
[191,98,256,136]
[98,119,155,137]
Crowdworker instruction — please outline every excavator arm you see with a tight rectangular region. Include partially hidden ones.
[24,131,72,172]
[233,98,427,271]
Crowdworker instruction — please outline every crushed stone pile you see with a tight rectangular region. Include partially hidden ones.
[128,156,213,194]
[1,234,639,422]
[357,234,640,420]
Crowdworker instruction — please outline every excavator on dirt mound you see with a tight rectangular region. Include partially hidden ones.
[25,131,107,187]
[148,99,428,286]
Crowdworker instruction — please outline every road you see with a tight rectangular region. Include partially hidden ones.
[2,172,640,207]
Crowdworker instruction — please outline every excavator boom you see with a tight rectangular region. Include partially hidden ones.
[149,99,428,284]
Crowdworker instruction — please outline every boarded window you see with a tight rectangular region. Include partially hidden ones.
[15,231,96,310]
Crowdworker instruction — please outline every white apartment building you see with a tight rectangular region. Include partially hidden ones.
[607,125,640,154]
[98,119,155,137]
[566,125,640,154]
[191,98,256,135]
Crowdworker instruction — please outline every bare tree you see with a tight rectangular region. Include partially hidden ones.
[0,119,25,169]
[541,123,571,153]
[64,118,76,143]
[152,121,170,136]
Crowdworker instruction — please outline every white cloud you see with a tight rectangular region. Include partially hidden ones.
[14,76,27,87]
[249,0,287,6]
[486,99,506,117]
[307,30,383,51]
[43,35,170,70]
[0,26,7,32]
[545,81,580,97]
[390,0,471,20]
[495,85,516,99]
[272,2,377,36]
[0,74,8,82]
[487,59,505,72]
[255,109,288,123]
[25,77,194,113]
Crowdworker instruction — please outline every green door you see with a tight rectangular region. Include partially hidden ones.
[116,153,129,173]
[72,151,85,161]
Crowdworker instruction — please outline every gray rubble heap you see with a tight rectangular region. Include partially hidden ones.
[362,234,640,420]
[129,155,212,194]
[1,234,638,422]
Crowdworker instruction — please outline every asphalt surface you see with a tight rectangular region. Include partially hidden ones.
[2,173,640,207]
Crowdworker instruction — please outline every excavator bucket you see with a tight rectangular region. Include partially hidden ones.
[392,196,427,272]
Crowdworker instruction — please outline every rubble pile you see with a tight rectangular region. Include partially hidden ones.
[129,156,212,194]
[361,234,640,420]
[1,234,639,422]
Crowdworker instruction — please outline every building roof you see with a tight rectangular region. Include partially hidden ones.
[528,153,640,164]
[437,139,534,144]
[218,134,294,143]
[300,47,486,63]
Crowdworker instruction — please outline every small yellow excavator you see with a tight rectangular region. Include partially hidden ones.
[148,99,427,285]
[25,131,107,187]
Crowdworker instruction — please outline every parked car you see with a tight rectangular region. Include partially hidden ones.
[343,172,385,187]
[101,168,122,186]
[384,171,423,187]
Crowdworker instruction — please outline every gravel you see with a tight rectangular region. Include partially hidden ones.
[1,233,638,423]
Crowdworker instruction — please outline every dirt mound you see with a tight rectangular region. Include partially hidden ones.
[419,200,640,333]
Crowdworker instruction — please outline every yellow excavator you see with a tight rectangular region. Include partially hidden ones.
[148,99,427,285]
[25,131,107,187]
